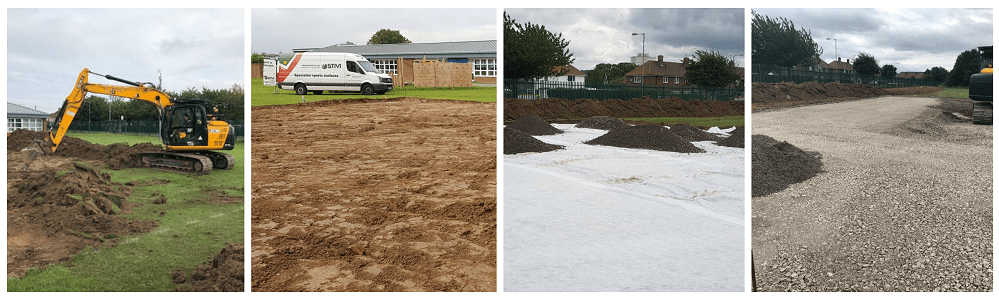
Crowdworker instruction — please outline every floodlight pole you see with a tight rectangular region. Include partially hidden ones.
[633,32,646,97]
[827,37,838,82]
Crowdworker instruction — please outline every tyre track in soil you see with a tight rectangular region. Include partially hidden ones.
[752,96,992,291]
[251,98,496,291]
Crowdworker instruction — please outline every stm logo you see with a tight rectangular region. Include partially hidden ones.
[210,129,220,133]
[322,63,342,69]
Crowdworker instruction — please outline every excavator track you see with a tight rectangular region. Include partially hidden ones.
[139,151,214,175]
[198,151,235,170]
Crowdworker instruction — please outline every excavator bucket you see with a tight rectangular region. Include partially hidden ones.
[20,139,51,171]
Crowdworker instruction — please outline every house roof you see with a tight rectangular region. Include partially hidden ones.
[624,60,688,77]
[294,40,497,59]
[7,102,49,118]
[554,64,587,76]
[828,59,854,71]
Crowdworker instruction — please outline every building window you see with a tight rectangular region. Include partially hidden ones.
[634,76,642,84]
[663,77,668,84]
[473,59,497,77]
[568,76,575,82]
[371,59,398,75]
[8,118,43,133]
[675,77,679,84]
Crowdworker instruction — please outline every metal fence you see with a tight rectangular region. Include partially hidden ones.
[504,79,744,101]
[751,64,938,88]
[64,120,245,141]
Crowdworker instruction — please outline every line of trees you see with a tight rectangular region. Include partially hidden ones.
[72,84,245,123]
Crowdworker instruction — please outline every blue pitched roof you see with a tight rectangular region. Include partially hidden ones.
[295,40,496,59]
[7,102,49,118]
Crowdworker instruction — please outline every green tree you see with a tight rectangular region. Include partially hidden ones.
[923,66,949,85]
[879,64,897,78]
[585,62,637,84]
[684,50,742,87]
[504,11,574,80]
[852,52,880,76]
[251,52,264,64]
[368,29,412,45]
[751,10,823,67]
[945,48,982,87]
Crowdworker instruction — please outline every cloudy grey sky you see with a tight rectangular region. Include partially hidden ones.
[6,8,244,114]
[251,8,497,54]
[752,8,993,73]
[504,8,746,71]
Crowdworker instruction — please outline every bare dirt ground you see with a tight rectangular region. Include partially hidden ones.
[752,96,992,291]
[251,97,496,292]
[174,243,245,291]
[504,96,743,122]
[6,140,158,278]
[752,82,942,111]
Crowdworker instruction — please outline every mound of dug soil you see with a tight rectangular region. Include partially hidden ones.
[7,160,158,277]
[505,97,744,122]
[751,135,823,197]
[7,129,164,170]
[575,116,628,130]
[504,127,564,155]
[752,82,942,111]
[669,123,722,142]
[175,243,244,292]
[716,126,745,148]
[507,114,564,135]
[585,125,705,153]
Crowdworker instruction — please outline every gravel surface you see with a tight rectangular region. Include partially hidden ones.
[752,96,992,292]
[584,125,705,153]
[504,127,564,155]
[507,114,564,135]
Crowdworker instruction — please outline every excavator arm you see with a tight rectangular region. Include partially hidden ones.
[48,68,173,153]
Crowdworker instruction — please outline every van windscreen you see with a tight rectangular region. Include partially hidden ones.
[358,61,380,74]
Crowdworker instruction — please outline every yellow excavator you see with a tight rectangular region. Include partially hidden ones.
[21,68,235,175]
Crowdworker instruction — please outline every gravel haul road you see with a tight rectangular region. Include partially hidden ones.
[752,96,992,292]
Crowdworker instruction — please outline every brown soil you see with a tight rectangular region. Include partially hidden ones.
[6,152,157,278]
[504,96,744,122]
[251,97,496,292]
[752,82,942,111]
[751,135,824,197]
[7,129,164,170]
[575,116,628,130]
[669,123,722,142]
[504,127,564,155]
[584,125,705,153]
[175,243,245,292]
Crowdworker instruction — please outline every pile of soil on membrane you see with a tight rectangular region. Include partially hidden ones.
[174,243,244,292]
[575,116,628,130]
[504,127,564,155]
[669,123,722,142]
[716,126,745,148]
[505,96,744,122]
[7,129,164,170]
[506,114,564,135]
[751,134,824,197]
[584,125,705,153]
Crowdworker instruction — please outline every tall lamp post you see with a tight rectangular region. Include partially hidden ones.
[826,37,838,82]
[632,32,645,97]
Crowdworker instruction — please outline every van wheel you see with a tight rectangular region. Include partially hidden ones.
[361,84,375,95]
[312,90,323,95]
[295,84,307,95]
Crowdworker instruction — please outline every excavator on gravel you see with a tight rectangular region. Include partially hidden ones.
[20,68,236,175]
[969,45,992,125]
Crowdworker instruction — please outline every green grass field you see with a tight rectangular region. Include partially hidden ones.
[251,78,497,106]
[931,87,970,98]
[623,116,745,128]
[7,132,244,291]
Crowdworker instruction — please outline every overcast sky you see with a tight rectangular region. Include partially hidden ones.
[753,8,993,73]
[251,8,497,54]
[6,8,244,114]
[504,8,745,71]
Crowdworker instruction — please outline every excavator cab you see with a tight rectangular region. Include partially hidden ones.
[163,102,209,147]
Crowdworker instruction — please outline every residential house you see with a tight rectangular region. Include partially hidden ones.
[827,57,854,74]
[896,72,924,79]
[539,64,587,84]
[292,40,497,86]
[623,55,744,88]
[7,102,48,134]
[794,57,832,72]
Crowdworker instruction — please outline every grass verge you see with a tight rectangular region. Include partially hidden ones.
[623,116,744,128]
[251,78,496,106]
[7,132,244,291]
[931,87,969,98]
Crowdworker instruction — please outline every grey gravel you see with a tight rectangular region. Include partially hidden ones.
[752,96,992,292]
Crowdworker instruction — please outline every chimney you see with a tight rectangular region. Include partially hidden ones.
[658,55,663,62]
[847,59,850,64]
[683,57,691,66]
[838,57,841,62]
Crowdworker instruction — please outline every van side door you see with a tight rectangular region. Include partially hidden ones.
[345,61,364,92]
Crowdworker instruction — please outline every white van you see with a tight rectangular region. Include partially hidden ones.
[263,52,393,95]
